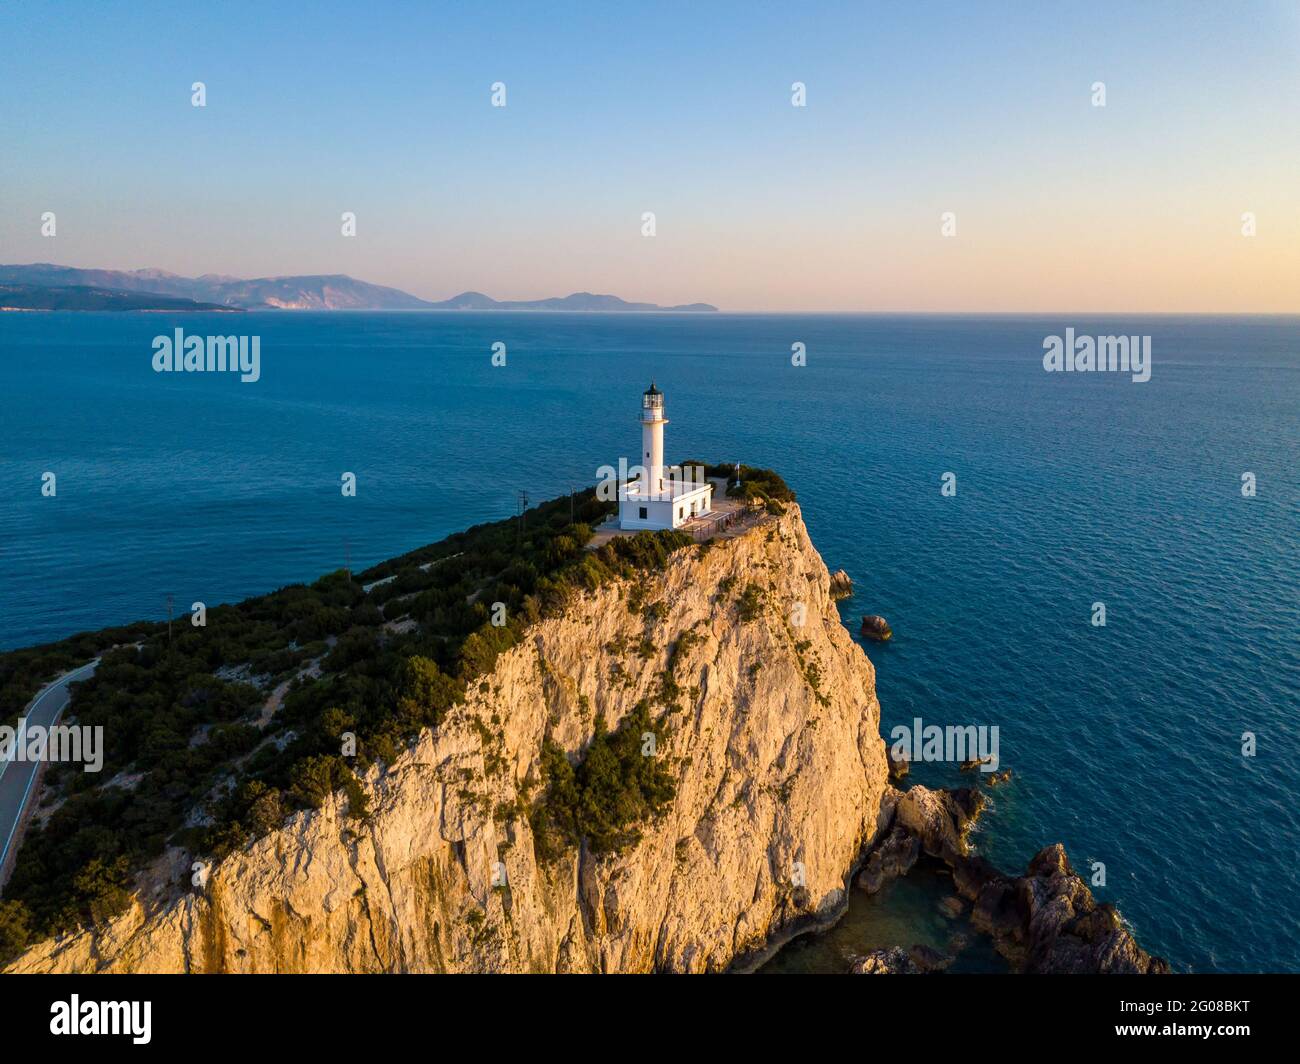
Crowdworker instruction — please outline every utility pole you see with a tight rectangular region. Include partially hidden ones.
[166,594,174,646]
[517,490,529,548]
[345,537,351,580]
[569,485,575,524]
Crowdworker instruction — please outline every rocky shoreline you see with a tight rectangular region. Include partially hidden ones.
[848,784,1170,975]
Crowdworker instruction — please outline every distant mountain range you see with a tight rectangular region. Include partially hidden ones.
[0,264,717,312]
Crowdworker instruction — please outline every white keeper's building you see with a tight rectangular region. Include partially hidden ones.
[617,382,714,531]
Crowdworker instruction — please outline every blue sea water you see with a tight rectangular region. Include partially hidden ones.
[1,310,1297,972]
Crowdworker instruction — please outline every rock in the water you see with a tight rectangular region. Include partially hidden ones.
[860,615,893,642]
[1011,844,1171,974]
[959,756,994,772]
[987,768,1012,786]
[893,785,985,863]
[855,827,921,894]
[829,569,853,600]
[952,853,1002,901]
[887,747,910,782]
[961,843,1167,974]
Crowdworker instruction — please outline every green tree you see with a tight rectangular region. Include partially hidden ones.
[287,754,342,809]
[397,655,461,725]
[244,781,286,835]
[68,856,133,927]
[0,900,32,965]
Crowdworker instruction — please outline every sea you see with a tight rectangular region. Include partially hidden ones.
[1,310,1296,973]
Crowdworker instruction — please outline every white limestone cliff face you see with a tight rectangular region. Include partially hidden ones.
[8,504,889,973]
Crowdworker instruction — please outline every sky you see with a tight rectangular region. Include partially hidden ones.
[1,0,1297,312]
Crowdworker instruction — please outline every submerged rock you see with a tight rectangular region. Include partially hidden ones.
[908,944,954,972]
[945,931,970,956]
[986,769,1012,786]
[938,895,965,919]
[860,615,892,642]
[854,827,921,894]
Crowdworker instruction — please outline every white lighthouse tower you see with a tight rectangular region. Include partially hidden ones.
[617,382,714,531]
[641,380,667,494]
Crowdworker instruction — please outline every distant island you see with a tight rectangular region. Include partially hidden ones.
[0,264,718,313]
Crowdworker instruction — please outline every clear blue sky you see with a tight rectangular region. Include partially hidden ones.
[2,0,1297,310]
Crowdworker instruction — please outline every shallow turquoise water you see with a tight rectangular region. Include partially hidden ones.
[758,860,1008,974]
[2,310,1297,971]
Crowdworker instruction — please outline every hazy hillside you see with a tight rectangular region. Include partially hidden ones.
[0,284,240,312]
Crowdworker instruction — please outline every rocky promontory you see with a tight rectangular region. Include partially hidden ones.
[854,784,1170,975]
[6,504,890,973]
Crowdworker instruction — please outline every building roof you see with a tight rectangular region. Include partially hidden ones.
[644,380,662,396]
[621,478,712,501]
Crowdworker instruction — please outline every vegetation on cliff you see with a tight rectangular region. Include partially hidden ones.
[533,701,676,858]
[684,462,795,515]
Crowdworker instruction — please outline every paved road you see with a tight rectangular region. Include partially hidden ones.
[0,659,99,882]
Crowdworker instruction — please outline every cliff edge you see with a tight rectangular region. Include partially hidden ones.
[7,504,891,973]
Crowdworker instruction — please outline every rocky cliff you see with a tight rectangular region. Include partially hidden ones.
[7,504,892,973]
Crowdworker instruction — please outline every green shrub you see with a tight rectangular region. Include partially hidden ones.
[722,465,795,503]
[534,702,675,855]
[667,629,701,673]
[288,755,345,810]
[0,901,32,966]
[738,585,765,622]
[65,856,133,930]
[397,655,462,725]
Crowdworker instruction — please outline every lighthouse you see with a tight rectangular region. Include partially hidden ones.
[617,382,714,531]
[641,380,667,494]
